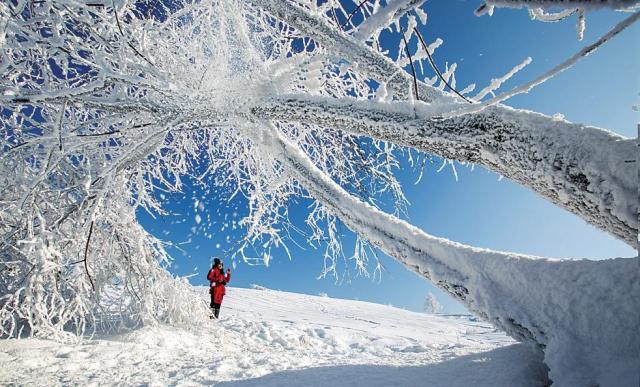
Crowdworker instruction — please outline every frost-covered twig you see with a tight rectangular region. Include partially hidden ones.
[445,10,640,117]
[83,221,96,291]
[342,0,373,30]
[354,0,425,41]
[477,0,638,40]
[472,57,532,101]
[477,0,639,13]
[111,0,156,67]
[529,7,578,22]
[252,0,448,102]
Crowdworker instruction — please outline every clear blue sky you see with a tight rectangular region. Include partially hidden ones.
[137,1,638,314]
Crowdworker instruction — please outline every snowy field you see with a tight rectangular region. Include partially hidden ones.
[0,287,548,386]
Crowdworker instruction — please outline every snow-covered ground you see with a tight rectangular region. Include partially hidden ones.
[0,286,548,386]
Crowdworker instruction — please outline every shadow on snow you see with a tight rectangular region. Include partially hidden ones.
[217,343,550,387]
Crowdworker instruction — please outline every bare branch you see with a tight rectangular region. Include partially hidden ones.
[83,221,95,291]
[413,27,473,103]
[399,25,420,103]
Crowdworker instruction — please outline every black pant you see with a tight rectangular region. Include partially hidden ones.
[211,302,221,318]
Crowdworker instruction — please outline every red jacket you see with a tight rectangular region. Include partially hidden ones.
[207,267,231,305]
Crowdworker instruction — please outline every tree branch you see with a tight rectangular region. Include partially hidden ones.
[111,0,155,67]
[342,0,373,30]
[83,221,95,291]
[250,0,637,245]
[446,10,640,117]
[253,94,637,246]
[399,25,420,102]
[413,27,473,103]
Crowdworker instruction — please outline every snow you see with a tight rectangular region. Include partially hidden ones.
[0,287,548,386]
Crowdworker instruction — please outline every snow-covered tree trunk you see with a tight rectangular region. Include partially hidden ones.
[259,121,639,386]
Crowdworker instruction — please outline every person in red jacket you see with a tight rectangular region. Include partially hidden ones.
[207,258,231,318]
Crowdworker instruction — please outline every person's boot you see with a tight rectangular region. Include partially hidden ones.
[214,307,220,319]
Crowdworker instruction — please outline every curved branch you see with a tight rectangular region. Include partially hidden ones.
[399,25,419,101]
[529,7,578,22]
[253,94,637,246]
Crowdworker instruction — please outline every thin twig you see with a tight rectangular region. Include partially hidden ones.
[331,0,343,32]
[342,0,372,30]
[76,130,122,138]
[111,0,155,67]
[16,263,36,289]
[114,232,142,301]
[413,27,473,103]
[399,26,420,102]
[197,65,210,90]
[445,10,640,117]
[76,122,151,137]
[57,99,67,152]
[83,221,96,291]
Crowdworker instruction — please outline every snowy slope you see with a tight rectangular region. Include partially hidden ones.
[0,286,548,386]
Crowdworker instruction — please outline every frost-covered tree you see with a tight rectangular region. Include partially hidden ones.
[423,292,441,314]
[1,0,638,384]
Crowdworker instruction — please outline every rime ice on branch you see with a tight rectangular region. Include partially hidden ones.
[1,0,638,385]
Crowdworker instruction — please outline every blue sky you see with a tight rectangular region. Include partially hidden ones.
[138,2,638,314]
